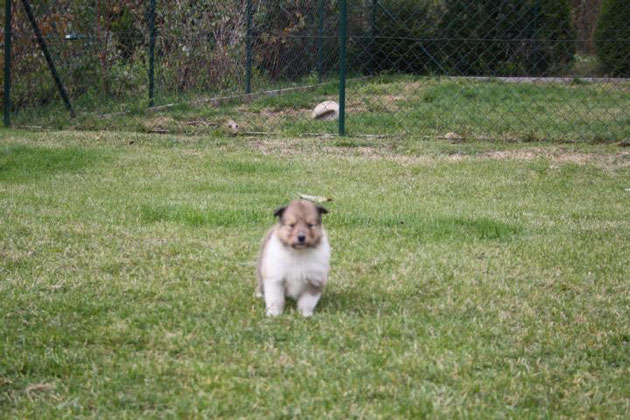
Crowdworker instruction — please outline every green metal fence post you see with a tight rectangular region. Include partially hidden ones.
[22,0,75,117]
[4,0,11,127]
[369,0,377,75]
[371,0,378,33]
[317,0,326,83]
[148,0,157,107]
[245,0,253,94]
[338,0,347,136]
[531,0,540,76]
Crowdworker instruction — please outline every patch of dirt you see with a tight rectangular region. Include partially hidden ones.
[248,139,630,168]
[183,119,219,128]
[142,116,227,134]
[143,116,175,132]
[250,139,439,165]
[259,108,310,118]
[25,383,56,395]
[478,148,630,167]
[250,138,306,156]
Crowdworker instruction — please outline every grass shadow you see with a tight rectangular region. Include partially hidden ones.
[140,204,268,227]
[331,214,522,242]
[0,144,109,183]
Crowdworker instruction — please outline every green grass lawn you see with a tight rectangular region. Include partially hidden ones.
[1,129,629,417]
[12,75,630,142]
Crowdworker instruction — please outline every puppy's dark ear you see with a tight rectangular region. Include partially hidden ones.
[273,206,287,219]
[317,206,329,215]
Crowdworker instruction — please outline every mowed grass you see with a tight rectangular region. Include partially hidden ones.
[1,129,629,417]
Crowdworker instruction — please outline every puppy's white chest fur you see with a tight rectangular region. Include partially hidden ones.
[262,231,330,296]
[259,230,330,316]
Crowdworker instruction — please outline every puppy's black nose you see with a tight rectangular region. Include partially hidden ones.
[297,233,306,243]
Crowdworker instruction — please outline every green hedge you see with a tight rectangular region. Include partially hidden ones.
[437,0,575,76]
[594,0,630,77]
[354,0,575,77]
[356,0,441,75]
[255,0,577,79]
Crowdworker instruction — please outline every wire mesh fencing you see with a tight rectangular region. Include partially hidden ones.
[2,0,629,142]
[344,0,630,141]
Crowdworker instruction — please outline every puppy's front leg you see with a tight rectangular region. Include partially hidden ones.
[297,285,323,317]
[309,274,327,289]
[263,279,285,317]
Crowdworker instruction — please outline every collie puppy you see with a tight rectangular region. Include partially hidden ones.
[256,200,330,317]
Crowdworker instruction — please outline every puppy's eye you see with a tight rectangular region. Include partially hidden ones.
[288,223,296,228]
[307,224,315,229]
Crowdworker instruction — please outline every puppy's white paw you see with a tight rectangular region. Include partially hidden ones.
[299,309,314,317]
[266,308,282,317]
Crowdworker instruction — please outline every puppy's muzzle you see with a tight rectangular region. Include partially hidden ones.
[291,231,308,249]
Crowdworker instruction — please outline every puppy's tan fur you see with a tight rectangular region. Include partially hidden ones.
[275,200,326,248]
[256,200,330,317]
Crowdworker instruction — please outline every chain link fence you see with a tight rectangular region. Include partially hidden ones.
[2,0,629,142]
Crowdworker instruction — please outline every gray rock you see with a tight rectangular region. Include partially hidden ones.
[312,101,339,121]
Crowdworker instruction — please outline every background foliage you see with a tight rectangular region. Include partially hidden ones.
[1,0,617,111]
[594,0,630,77]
